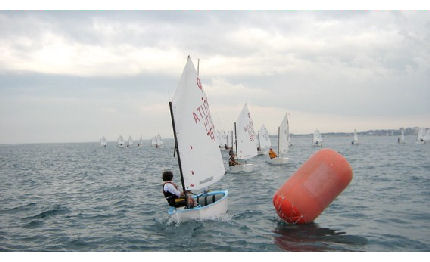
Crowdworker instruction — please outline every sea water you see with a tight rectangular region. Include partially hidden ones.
[0,135,429,251]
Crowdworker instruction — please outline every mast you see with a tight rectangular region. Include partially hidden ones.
[258,131,261,149]
[169,101,187,197]
[197,59,200,77]
[234,122,238,155]
[278,126,280,155]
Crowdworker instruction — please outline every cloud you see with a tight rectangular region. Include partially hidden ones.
[0,11,429,143]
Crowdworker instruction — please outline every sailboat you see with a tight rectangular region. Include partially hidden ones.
[225,130,233,150]
[117,135,125,148]
[216,130,225,149]
[312,129,323,147]
[137,136,143,147]
[267,113,289,165]
[167,56,228,221]
[229,103,257,173]
[257,125,271,155]
[398,128,405,144]
[152,134,163,148]
[127,136,133,147]
[416,127,429,144]
[100,136,107,147]
[351,129,359,145]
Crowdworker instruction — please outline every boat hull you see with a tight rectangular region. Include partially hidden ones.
[229,163,254,173]
[168,190,228,222]
[267,157,289,165]
[257,150,265,155]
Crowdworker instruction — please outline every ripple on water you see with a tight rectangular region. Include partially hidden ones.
[0,137,429,251]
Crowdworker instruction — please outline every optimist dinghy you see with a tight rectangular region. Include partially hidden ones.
[117,135,125,148]
[312,129,323,147]
[257,125,271,156]
[267,113,289,165]
[100,136,107,147]
[398,128,405,144]
[168,56,228,222]
[229,104,257,173]
[351,129,359,145]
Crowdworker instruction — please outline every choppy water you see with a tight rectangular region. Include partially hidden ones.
[0,135,429,251]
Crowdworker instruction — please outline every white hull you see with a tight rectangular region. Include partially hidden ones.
[168,190,228,222]
[267,157,289,165]
[351,141,359,145]
[229,163,254,173]
[313,143,322,147]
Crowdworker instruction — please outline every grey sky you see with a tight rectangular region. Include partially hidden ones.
[0,11,429,144]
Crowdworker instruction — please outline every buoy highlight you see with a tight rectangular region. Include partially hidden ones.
[273,149,353,224]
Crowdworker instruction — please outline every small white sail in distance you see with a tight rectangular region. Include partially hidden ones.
[278,113,289,156]
[258,124,271,150]
[118,135,124,145]
[353,129,359,144]
[100,136,107,146]
[171,56,225,191]
[235,103,258,160]
[156,134,163,145]
[313,129,322,144]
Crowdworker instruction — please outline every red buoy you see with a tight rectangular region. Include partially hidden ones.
[273,149,353,224]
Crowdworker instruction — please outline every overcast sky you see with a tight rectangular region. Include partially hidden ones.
[0,11,429,144]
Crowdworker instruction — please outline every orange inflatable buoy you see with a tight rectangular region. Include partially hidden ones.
[273,149,353,224]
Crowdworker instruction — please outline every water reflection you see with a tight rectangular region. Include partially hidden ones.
[273,221,367,251]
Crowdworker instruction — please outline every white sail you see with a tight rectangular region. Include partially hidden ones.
[399,128,405,144]
[235,104,257,160]
[100,136,107,146]
[417,127,425,143]
[424,128,430,142]
[313,129,322,145]
[226,131,232,148]
[258,125,271,150]
[171,56,225,191]
[278,113,289,156]
[138,136,143,146]
[151,136,157,146]
[127,136,133,146]
[117,135,124,146]
[216,130,224,147]
[156,134,163,145]
[352,129,359,144]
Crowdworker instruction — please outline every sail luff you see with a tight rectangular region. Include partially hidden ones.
[169,101,187,194]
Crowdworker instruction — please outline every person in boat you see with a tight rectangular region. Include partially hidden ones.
[228,148,234,157]
[228,151,239,166]
[162,170,195,208]
[269,148,277,159]
[257,146,261,151]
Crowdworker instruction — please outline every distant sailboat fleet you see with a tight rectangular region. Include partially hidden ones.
[99,126,428,149]
[94,56,428,225]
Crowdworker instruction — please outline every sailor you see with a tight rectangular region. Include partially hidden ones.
[228,153,239,166]
[162,170,195,208]
[162,170,187,207]
[269,148,277,159]
[228,148,234,157]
